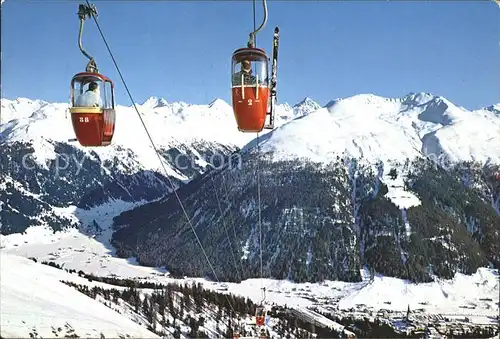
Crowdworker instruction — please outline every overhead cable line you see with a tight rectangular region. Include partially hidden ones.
[84,0,235,314]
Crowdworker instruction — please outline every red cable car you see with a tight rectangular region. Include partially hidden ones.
[231,48,270,133]
[255,305,266,326]
[69,3,116,147]
[69,73,116,147]
[231,0,279,133]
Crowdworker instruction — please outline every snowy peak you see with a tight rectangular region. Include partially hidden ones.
[324,98,341,109]
[402,92,436,106]
[484,103,500,115]
[259,92,500,166]
[324,93,401,117]
[293,96,320,109]
[293,97,321,117]
[0,94,321,175]
[322,92,465,126]
[2,92,498,169]
[401,92,464,120]
[415,97,458,126]
[208,98,231,110]
[140,96,169,108]
[1,97,50,124]
[274,97,321,123]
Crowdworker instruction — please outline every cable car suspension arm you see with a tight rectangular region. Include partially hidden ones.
[77,3,99,73]
[259,286,266,305]
[248,0,268,48]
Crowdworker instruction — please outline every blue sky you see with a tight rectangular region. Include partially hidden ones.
[2,0,499,109]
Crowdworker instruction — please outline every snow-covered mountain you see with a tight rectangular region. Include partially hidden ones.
[0,96,308,175]
[255,92,500,165]
[0,95,316,151]
[0,96,317,234]
[291,97,322,118]
[2,91,499,337]
[109,92,500,284]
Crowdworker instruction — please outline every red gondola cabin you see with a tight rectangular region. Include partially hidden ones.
[231,48,270,133]
[69,72,115,147]
[255,306,266,326]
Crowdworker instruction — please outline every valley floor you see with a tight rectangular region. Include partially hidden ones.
[1,223,499,338]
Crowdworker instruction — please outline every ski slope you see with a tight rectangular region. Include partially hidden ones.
[2,226,498,326]
[0,253,159,338]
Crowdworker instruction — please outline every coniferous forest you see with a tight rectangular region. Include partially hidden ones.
[111,155,500,284]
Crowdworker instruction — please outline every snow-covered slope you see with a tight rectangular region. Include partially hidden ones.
[256,93,500,166]
[0,252,159,338]
[0,199,168,279]
[244,92,499,212]
[2,247,497,332]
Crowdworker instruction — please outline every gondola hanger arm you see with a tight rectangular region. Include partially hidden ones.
[247,0,268,48]
[77,3,99,73]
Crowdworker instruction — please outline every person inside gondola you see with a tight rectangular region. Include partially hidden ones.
[75,81,103,108]
[232,59,257,86]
